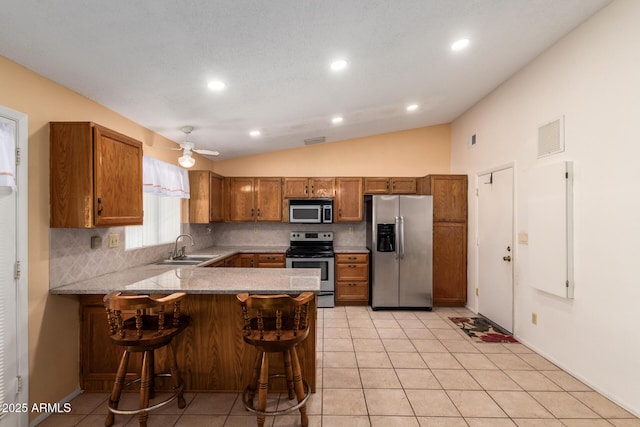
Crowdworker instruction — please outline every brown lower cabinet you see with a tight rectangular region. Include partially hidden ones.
[79,294,316,393]
[335,253,369,306]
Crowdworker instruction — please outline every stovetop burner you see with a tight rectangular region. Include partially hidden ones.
[286,231,334,258]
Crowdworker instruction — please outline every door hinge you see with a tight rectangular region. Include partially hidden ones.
[15,261,21,280]
[15,147,21,166]
[16,375,22,393]
[566,280,570,288]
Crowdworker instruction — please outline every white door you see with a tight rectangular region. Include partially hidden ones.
[0,109,28,427]
[478,167,514,332]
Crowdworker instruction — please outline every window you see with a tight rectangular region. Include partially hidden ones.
[125,193,181,250]
[125,156,189,250]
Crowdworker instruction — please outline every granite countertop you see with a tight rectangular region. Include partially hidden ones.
[48,244,370,296]
[50,265,320,295]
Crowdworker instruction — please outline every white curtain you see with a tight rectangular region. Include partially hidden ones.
[143,155,190,198]
[0,122,16,191]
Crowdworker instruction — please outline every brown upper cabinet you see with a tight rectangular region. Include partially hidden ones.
[226,177,282,222]
[50,122,143,228]
[335,177,363,222]
[364,177,417,194]
[282,177,335,198]
[419,175,468,222]
[188,171,224,223]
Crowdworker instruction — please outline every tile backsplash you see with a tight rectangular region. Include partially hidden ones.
[49,222,365,288]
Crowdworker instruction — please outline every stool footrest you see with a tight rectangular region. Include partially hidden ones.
[242,377,310,416]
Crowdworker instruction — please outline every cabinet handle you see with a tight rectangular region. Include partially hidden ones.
[97,197,103,216]
[339,209,342,217]
[305,185,308,195]
[251,208,254,217]
[386,181,389,190]
[311,185,315,194]
[257,209,261,217]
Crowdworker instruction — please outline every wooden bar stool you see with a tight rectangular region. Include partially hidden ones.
[103,292,190,427]
[237,292,314,427]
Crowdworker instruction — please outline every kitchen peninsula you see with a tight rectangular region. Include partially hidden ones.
[50,264,320,393]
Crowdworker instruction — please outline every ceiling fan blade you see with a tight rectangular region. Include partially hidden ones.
[163,147,183,151]
[193,149,220,156]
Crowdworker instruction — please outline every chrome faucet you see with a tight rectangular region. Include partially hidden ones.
[170,234,195,260]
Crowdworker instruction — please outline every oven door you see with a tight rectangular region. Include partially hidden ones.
[286,256,335,307]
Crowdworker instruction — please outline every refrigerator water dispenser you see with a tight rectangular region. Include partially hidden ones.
[376,224,395,252]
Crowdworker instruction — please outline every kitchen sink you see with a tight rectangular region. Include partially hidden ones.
[155,255,219,266]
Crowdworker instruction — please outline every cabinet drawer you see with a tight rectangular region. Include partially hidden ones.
[335,253,368,263]
[336,263,368,281]
[336,281,369,300]
[256,253,285,268]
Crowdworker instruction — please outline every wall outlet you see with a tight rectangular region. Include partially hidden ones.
[253,227,259,233]
[108,233,120,248]
[349,226,354,234]
[531,312,538,325]
[475,288,479,296]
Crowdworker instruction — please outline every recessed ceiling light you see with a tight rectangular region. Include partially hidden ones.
[451,39,470,51]
[332,116,343,124]
[249,130,261,137]
[330,59,348,71]
[406,104,419,112]
[207,80,226,91]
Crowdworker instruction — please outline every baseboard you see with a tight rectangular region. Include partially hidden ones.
[514,335,640,418]
[30,387,83,427]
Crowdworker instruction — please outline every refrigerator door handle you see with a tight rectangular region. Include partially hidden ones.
[400,216,405,259]
[395,216,400,260]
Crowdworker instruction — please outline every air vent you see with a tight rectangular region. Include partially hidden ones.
[304,136,326,145]
[538,116,564,158]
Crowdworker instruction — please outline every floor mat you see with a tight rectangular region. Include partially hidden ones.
[449,316,518,343]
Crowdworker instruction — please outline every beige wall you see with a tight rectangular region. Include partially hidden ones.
[0,55,215,418]
[451,0,639,415]
[213,124,451,177]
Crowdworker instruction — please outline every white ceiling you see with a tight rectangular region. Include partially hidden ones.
[0,0,610,159]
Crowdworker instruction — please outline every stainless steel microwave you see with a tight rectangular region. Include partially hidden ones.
[289,199,333,224]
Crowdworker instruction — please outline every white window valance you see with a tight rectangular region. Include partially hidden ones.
[0,121,16,191]
[143,155,190,198]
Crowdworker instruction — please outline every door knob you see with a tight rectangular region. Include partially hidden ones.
[503,255,511,262]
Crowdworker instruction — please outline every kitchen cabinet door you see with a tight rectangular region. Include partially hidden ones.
[50,122,143,228]
[421,175,468,223]
[309,178,335,198]
[364,178,391,194]
[283,177,335,198]
[432,222,467,306]
[364,177,417,194]
[210,175,225,222]
[227,177,281,222]
[283,177,310,198]
[390,178,416,194]
[255,177,282,221]
[335,177,363,222]
[227,177,255,221]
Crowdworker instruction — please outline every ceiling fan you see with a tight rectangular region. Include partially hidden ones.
[171,126,220,168]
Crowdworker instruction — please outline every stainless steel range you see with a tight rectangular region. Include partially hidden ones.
[285,231,335,308]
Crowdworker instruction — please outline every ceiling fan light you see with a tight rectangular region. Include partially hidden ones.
[178,153,195,168]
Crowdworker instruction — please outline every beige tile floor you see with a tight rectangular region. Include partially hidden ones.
[38,306,640,427]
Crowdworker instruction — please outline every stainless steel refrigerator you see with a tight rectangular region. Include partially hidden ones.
[366,195,433,309]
